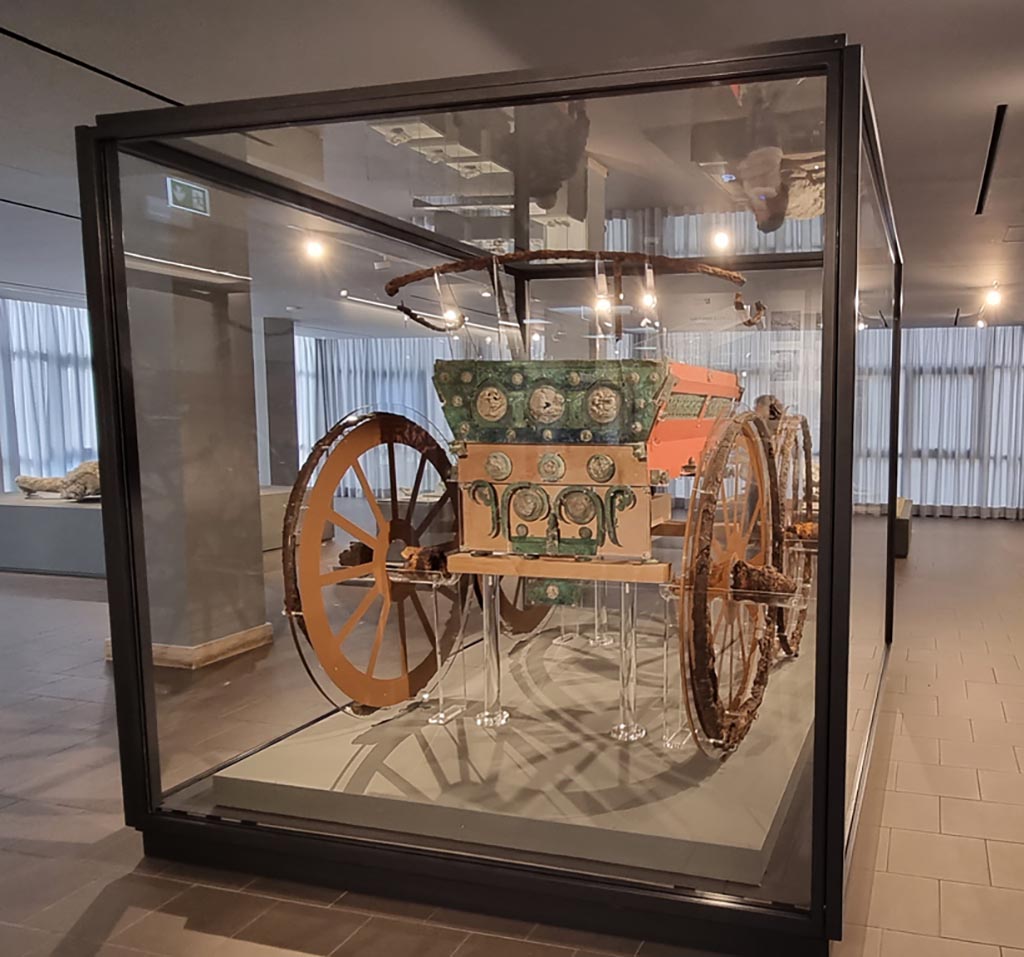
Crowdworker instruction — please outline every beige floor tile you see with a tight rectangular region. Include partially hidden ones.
[970,682,1024,704]
[891,661,940,681]
[994,666,1024,687]
[939,662,998,684]
[908,676,970,698]
[833,924,882,957]
[880,929,999,957]
[941,798,1024,842]
[901,715,974,742]
[891,736,940,765]
[978,770,1024,805]
[970,720,1024,748]
[941,881,1024,948]
[1016,748,1024,772]
[941,697,1013,721]
[941,740,1020,772]
[882,693,939,716]
[886,829,989,883]
[865,871,939,935]
[881,792,941,832]
[1004,950,1024,957]
[1004,700,1024,723]
[896,763,980,799]
[988,841,1024,890]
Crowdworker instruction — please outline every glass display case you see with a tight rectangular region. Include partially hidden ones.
[76,35,901,956]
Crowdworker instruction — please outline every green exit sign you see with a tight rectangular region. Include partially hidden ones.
[165,177,210,216]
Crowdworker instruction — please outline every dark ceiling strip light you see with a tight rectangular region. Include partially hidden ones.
[0,196,80,220]
[0,26,182,105]
[975,104,1008,215]
[953,307,961,327]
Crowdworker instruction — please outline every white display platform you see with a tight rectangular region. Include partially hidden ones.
[214,621,814,886]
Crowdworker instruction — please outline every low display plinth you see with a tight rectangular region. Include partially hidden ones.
[214,620,814,887]
[0,491,104,577]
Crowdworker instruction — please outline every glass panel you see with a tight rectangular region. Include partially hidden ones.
[847,142,895,824]
[184,77,826,258]
[121,70,829,912]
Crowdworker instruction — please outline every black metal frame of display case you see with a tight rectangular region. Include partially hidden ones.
[76,34,902,956]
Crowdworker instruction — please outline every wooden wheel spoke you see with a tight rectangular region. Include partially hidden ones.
[397,599,410,676]
[409,590,437,645]
[414,485,453,538]
[365,599,392,677]
[405,453,429,524]
[352,459,386,529]
[387,442,400,521]
[335,586,380,648]
[320,562,374,586]
[327,508,378,550]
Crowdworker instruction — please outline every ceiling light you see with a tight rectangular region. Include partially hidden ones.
[339,289,348,298]
[711,231,731,251]
[977,318,987,328]
[857,320,867,331]
[303,239,325,260]
[443,309,458,322]
[481,290,492,298]
[986,285,1002,306]
[595,295,611,313]
[531,332,541,342]
[485,336,493,344]
[285,305,301,312]
[641,292,656,308]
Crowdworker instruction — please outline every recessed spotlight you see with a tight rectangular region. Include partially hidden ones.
[303,239,325,260]
[595,295,611,313]
[285,305,301,312]
[986,285,1002,306]
[857,320,867,331]
[976,318,987,328]
[531,332,541,342]
[339,289,349,298]
[485,335,493,344]
[712,231,731,251]
[641,292,656,308]
[481,289,492,298]
[443,309,457,322]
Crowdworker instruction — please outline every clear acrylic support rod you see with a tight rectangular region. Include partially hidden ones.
[610,580,646,742]
[476,573,509,728]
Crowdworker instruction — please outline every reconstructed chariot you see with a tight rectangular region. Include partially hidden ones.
[283,251,817,753]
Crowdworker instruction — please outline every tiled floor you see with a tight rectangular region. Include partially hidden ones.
[0,518,1021,956]
[839,518,1024,957]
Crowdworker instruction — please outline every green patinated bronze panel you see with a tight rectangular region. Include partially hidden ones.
[524,578,584,607]
[434,359,671,445]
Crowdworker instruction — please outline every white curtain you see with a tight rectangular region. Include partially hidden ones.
[899,326,1024,518]
[606,208,824,257]
[0,298,97,492]
[295,333,460,497]
[288,325,1024,519]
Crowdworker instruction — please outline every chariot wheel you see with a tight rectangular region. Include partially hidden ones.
[283,412,462,708]
[680,412,783,753]
[775,414,815,657]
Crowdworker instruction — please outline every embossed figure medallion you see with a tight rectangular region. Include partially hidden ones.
[587,385,621,424]
[476,385,508,421]
[528,385,565,424]
[512,486,549,522]
[484,451,513,481]
[586,453,616,483]
[537,453,566,482]
[561,489,597,525]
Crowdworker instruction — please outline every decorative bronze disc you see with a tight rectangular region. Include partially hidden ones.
[528,385,565,424]
[512,486,549,522]
[561,489,597,525]
[537,453,566,482]
[586,384,621,424]
[586,453,616,483]
[476,385,508,422]
[484,451,513,481]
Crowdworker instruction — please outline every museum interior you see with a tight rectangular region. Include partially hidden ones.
[0,6,1022,957]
